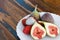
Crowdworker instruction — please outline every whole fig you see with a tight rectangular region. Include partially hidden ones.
[41,13,54,23]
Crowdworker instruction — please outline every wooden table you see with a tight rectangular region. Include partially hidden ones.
[24,0,60,15]
[0,0,32,40]
[0,0,60,40]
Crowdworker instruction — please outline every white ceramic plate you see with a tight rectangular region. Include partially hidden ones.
[16,12,60,40]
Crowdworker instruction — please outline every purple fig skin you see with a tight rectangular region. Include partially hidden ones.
[41,13,54,23]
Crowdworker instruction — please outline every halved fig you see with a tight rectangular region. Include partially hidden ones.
[31,22,46,40]
[44,22,59,37]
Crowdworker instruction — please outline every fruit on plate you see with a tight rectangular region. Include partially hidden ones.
[23,26,32,35]
[31,22,46,40]
[41,13,54,23]
[32,5,40,20]
[44,22,59,37]
[26,17,36,25]
[22,18,27,26]
[38,21,45,27]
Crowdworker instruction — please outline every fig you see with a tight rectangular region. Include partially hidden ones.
[41,13,54,23]
[38,21,45,27]
[32,5,40,20]
[44,22,59,37]
[31,22,46,40]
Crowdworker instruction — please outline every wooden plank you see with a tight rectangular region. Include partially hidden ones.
[0,12,16,30]
[0,0,5,8]
[0,23,17,40]
[24,0,60,15]
[0,12,4,22]
[0,12,18,40]
[0,30,7,40]
[0,0,31,30]
[24,0,43,11]
[0,0,32,40]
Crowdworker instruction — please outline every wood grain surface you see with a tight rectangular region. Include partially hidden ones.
[0,0,60,40]
[0,0,31,40]
[0,22,16,40]
[24,0,60,15]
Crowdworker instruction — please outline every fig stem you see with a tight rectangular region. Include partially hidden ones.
[32,5,39,19]
[34,5,38,12]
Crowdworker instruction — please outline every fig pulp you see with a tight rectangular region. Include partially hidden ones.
[31,22,46,40]
[44,22,59,37]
